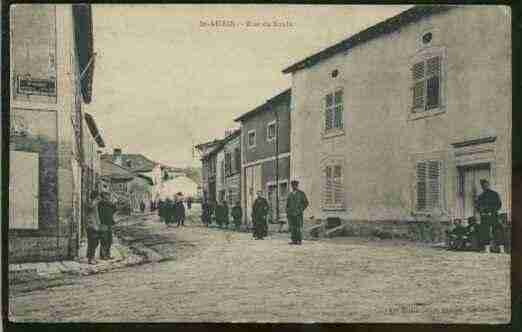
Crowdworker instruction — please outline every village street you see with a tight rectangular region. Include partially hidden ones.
[9,206,510,323]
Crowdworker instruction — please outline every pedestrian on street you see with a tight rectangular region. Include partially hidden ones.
[476,179,504,253]
[201,200,210,226]
[286,180,309,245]
[86,190,101,265]
[252,191,269,240]
[209,200,216,225]
[187,197,192,210]
[98,191,118,259]
[176,192,186,227]
[165,196,176,227]
[158,198,165,222]
[223,200,230,228]
[215,200,225,228]
[231,201,242,231]
[140,200,146,213]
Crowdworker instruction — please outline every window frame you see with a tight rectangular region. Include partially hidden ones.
[321,157,345,211]
[322,87,345,138]
[408,47,447,121]
[266,120,277,142]
[247,129,256,149]
[414,159,443,214]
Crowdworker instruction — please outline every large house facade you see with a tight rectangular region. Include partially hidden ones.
[9,4,95,263]
[283,6,511,230]
[235,89,292,226]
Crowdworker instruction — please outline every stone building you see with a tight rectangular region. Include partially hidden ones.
[234,89,291,226]
[283,6,511,235]
[196,139,222,203]
[9,4,95,262]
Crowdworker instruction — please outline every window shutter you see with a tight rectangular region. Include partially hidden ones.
[335,105,343,129]
[325,108,333,130]
[427,160,441,210]
[323,166,333,206]
[234,147,241,173]
[412,62,425,80]
[416,162,427,211]
[333,165,343,206]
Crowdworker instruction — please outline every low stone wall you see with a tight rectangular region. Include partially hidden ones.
[9,236,71,263]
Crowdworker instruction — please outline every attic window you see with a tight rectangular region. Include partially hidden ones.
[331,69,339,78]
[422,32,433,44]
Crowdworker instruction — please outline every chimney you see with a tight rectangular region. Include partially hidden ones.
[113,148,122,166]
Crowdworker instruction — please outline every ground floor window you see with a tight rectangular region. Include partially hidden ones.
[322,162,344,210]
[416,160,442,212]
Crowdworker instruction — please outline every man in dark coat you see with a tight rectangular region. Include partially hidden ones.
[175,193,186,227]
[98,192,118,259]
[252,191,269,240]
[166,197,177,227]
[476,179,504,253]
[158,199,165,223]
[201,200,210,226]
[215,200,226,228]
[209,200,216,225]
[187,197,192,210]
[231,201,242,231]
[286,180,309,245]
[222,201,230,228]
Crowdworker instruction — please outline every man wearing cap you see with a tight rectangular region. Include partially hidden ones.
[286,180,309,245]
[98,191,118,259]
[252,191,269,239]
[476,179,504,253]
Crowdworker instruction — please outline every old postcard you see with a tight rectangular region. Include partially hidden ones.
[7,4,511,323]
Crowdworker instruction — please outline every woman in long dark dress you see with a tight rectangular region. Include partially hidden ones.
[175,193,186,227]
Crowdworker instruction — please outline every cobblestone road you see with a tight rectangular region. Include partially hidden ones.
[9,211,510,323]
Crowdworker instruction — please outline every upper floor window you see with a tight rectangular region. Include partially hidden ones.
[411,55,442,113]
[324,89,343,133]
[267,121,276,142]
[225,151,232,176]
[234,147,241,172]
[415,160,442,212]
[247,130,256,148]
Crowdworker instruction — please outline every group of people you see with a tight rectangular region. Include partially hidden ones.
[158,192,186,227]
[447,179,506,253]
[200,180,310,245]
[85,190,118,265]
[201,200,243,230]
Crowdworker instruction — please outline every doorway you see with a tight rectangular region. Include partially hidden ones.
[456,163,491,219]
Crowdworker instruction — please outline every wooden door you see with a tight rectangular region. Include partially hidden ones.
[457,164,490,219]
[9,151,39,229]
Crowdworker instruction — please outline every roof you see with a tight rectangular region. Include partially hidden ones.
[101,159,135,181]
[203,129,241,158]
[72,4,94,103]
[234,89,291,122]
[282,5,453,74]
[84,113,105,147]
[137,174,154,186]
[101,153,157,173]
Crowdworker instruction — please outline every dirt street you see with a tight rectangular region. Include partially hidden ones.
[9,210,510,323]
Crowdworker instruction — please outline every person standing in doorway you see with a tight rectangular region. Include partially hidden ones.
[86,191,101,265]
[476,179,504,253]
[201,199,210,226]
[98,191,118,260]
[286,180,309,245]
[252,191,269,240]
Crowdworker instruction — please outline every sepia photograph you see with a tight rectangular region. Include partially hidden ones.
[6,4,511,323]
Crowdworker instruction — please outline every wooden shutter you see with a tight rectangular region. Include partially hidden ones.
[333,165,343,206]
[412,62,425,111]
[427,160,441,210]
[323,166,333,206]
[234,147,241,173]
[425,56,441,110]
[416,161,427,211]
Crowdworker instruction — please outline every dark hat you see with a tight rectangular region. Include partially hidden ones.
[480,179,490,185]
[291,180,299,185]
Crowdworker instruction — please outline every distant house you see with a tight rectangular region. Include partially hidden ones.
[101,149,157,212]
[234,89,291,225]
[196,139,223,203]
[214,130,241,205]
[283,6,511,232]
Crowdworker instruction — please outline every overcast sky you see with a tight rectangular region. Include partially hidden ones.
[85,4,411,167]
